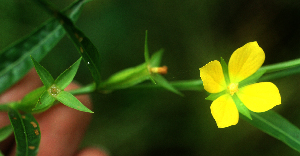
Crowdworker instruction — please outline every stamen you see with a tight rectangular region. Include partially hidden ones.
[228,83,239,95]
[150,66,168,75]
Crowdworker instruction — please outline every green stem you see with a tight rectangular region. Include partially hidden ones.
[260,58,300,73]
[133,80,204,91]
[67,83,96,95]
[132,58,300,91]
[2,58,300,109]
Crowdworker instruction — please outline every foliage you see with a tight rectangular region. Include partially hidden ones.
[1,0,300,156]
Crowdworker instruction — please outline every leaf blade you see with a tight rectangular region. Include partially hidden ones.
[31,56,54,88]
[242,110,300,152]
[0,125,13,142]
[32,91,56,112]
[33,0,102,86]
[8,108,28,156]
[149,49,164,67]
[0,0,88,94]
[56,91,93,113]
[151,74,184,96]
[22,114,41,156]
[54,57,82,90]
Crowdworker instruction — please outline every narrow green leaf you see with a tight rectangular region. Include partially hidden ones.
[23,114,41,156]
[0,151,4,156]
[0,125,13,142]
[56,91,93,113]
[54,57,82,90]
[149,49,164,67]
[60,21,102,86]
[8,108,41,156]
[31,56,54,88]
[144,30,150,63]
[32,91,56,112]
[232,94,251,120]
[151,74,184,96]
[34,0,102,86]
[8,108,27,156]
[98,63,150,90]
[242,110,300,152]
[0,0,88,94]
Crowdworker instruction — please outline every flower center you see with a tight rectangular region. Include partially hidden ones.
[150,66,168,75]
[228,83,239,96]
[48,84,61,97]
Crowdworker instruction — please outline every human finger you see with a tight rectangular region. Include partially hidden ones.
[75,147,108,156]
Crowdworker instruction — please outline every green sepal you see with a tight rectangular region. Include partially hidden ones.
[149,49,164,67]
[32,91,56,112]
[205,90,227,101]
[232,94,252,120]
[239,69,267,88]
[31,56,54,89]
[148,49,164,84]
[0,125,13,142]
[148,49,182,95]
[8,108,41,156]
[220,57,230,85]
[98,63,150,90]
[16,87,46,113]
[56,91,93,113]
[144,31,163,84]
[151,74,184,96]
[54,57,82,90]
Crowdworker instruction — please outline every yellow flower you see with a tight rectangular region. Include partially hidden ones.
[199,41,281,128]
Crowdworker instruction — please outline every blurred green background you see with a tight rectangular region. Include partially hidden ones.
[1,0,300,155]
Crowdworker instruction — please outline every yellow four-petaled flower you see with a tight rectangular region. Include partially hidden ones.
[199,41,281,128]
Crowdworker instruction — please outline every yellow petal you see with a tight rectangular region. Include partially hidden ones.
[210,94,239,128]
[228,41,265,83]
[237,82,281,112]
[200,60,226,93]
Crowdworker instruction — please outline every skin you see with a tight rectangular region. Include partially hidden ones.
[0,69,108,156]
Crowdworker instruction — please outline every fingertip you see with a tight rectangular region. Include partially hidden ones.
[75,147,109,156]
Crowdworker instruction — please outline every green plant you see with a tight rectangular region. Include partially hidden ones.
[1,0,300,155]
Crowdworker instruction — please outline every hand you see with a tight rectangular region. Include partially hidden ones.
[0,69,107,156]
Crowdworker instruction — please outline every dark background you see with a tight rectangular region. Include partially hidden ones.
[1,0,300,155]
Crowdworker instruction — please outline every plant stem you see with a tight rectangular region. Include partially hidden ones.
[67,83,96,95]
[260,58,300,73]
